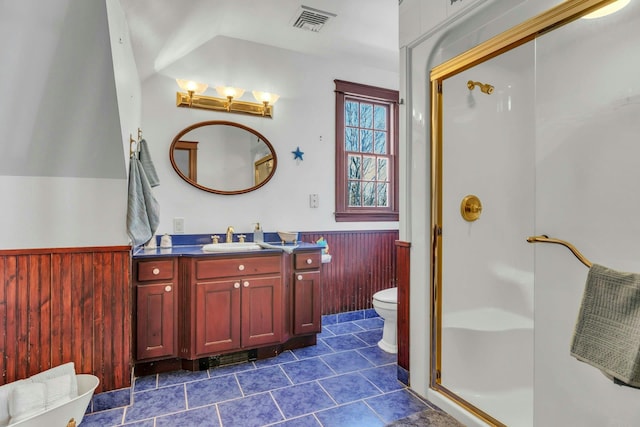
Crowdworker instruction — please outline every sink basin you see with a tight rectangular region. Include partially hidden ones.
[202,242,262,252]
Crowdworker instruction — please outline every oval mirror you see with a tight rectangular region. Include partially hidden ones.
[169,120,277,195]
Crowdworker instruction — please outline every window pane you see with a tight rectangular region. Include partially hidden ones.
[346,101,359,127]
[377,183,388,207]
[348,181,361,206]
[374,105,387,130]
[378,158,388,181]
[363,182,375,206]
[363,156,375,181]
[348,155,361,179]
[345,127,358,151]
[374,131,387,154]
[360,103,373,128]
[360,129,373,153]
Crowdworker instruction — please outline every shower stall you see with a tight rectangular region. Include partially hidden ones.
[421,0,640,425]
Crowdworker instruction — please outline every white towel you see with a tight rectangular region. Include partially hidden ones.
[138,139,160,187]
[127,156,160,246]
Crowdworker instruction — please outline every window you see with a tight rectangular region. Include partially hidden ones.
[334,80,399,222]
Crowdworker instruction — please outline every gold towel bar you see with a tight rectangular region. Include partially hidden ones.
[526,235,592,268]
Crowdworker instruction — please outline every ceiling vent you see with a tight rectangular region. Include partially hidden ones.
[292,5,336,32]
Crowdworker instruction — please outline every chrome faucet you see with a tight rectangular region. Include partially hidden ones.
[226,226,234,243]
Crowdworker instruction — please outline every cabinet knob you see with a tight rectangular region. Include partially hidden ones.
[243,281,250,287]
[297,275,303,281]
[165,285,172,292]
[234,282,240,289]
[238,264,245,271]
[306,258,313,264]
[152,268,160,275]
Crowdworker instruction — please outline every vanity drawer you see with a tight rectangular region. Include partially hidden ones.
[294,252,321,270]
[196,255,280,279]
[137,259,174,281]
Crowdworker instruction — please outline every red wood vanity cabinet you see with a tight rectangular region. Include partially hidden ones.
[133,248,322,367]
[179,254,283,359]
[134,258,179,360]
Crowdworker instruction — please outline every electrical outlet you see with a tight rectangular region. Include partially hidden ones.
[309,194,319,208]
[173,217,185,234]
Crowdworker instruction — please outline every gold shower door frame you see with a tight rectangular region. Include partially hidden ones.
[429,0,617,425]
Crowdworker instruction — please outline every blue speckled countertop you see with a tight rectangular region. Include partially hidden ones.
[133,233,322,259]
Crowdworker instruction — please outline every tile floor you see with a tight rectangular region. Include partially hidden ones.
[82,311,442,427]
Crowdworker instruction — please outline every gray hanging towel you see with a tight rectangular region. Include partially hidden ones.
[570,264,640,387]
[138,139,160,187]
[127,156,160,246]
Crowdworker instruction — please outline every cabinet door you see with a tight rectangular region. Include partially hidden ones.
[241,275,282,348]
[293,270,321,335]
[136,283,175,360]
[195,280,241,356]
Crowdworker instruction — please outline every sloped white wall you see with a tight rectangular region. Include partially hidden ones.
[0,0,128,249]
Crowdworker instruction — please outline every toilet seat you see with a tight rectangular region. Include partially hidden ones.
[373,287,397,304]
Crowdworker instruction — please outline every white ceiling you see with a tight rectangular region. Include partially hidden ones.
[118,0,400,82]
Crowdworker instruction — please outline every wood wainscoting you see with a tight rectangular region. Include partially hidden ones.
[0,246,131,393]
[300,230,399,315]
[396,240,411,372]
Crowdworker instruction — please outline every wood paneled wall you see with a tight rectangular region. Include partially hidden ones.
[300,230,399,315]
[396,241,411,371]
[0,246,131,393]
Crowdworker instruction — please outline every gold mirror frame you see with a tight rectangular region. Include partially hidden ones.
[429,1,617,425]
[169,120,278,195]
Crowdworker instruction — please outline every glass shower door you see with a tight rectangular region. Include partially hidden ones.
[437,41,536,426]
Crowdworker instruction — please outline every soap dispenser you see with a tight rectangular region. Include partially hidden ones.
[254,223,264,243]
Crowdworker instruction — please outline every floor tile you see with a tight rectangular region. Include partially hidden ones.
[92,387,131,412]
[270,414,321,426]
[321,314,338,325]
[364,308,379,318]
[218,392,283,427]
[93,313,449,426]
[321,350,374,374]
[322,334,369,352]
[315,401,385,427]
[325,322,365,335]
[132,374,157,392]
[357,345,397,366]
[186,375,242,408]
[354,317,384,330]
[317,326,336,339]
[291,340,334,359]
[280,357,335,383]
[366,389,432,423]
[318,372,381,404]
[82,407,125,427]
[271,382,336,418]
[237,365,292,395]
[155,404,220,426]
[125,384,186,422]
[352,329,383,346]
[337,311,364,323]
[359,364,404,392]
[158,369,209,387]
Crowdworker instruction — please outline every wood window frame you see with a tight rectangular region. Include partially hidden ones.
[334,79,399,222]
[174,140,198,181]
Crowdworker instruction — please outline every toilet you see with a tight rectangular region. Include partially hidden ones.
[372,287,398,353]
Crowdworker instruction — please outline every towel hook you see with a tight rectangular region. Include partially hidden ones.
[129,134,137,158]
[526,235,592,268]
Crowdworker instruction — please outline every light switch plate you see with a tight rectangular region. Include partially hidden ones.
[310,194,319,208]
[173,217,185,234]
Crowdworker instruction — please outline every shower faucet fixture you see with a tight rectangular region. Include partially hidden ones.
[467,80,494,95]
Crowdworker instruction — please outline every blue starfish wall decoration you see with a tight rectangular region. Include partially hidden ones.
[292,146,304,160]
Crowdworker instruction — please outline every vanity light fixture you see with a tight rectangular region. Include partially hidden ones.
[176,80,279,118]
